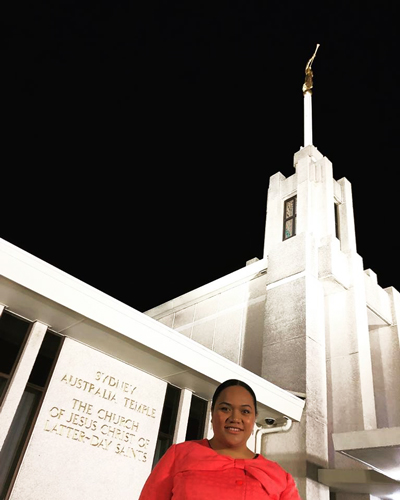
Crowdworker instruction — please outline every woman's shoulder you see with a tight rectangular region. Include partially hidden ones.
[174,439,210,453]
[169,439,212,462]
[175,439,208,447]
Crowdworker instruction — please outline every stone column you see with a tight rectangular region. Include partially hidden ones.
[369,286,400,428]
[173,388,192,444]
[387,285,400,345]
[323,168,377,476]
[263,171,288,258]
[326,255,377,470]
[336,178,357,253]
[262,270,329,500]
[304,92,313,147]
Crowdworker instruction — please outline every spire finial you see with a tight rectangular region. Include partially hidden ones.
[303,44,320,147]
[302,44,320,96]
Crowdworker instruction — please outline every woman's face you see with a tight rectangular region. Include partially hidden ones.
[211,385,256,451]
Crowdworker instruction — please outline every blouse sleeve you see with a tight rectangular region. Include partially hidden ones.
[280,472,302,499]
[138,445,176,500]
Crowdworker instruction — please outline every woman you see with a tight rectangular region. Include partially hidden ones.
[139,379,301,499]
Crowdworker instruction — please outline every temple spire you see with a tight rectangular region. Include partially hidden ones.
[302,44,320,147]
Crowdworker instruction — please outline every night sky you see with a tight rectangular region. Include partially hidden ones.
[3,2,399,312]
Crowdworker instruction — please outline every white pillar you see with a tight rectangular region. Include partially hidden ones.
[304,92,313,147]
[0,321,48,449]
[173,388,192,444]
[204,399,213,439]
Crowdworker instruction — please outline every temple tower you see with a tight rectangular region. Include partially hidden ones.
[145,45,400,500]
[260,45,400,500]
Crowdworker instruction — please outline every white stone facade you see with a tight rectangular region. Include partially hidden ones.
[1,144,399,499]
[146,145,400,499]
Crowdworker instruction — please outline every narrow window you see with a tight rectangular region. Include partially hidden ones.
[334,203,340,240]
[152,384,181,467]
[185,395,207,441]
[283,196,297,240]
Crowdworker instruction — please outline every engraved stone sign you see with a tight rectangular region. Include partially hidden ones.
[10,338,167,500]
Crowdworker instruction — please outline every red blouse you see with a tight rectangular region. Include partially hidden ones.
[139,439,301,499]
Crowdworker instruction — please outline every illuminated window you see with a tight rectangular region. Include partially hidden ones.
[334,203,340,240]
[283,196,297,240]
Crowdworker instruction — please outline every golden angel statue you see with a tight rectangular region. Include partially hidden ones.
[302,44,320,95]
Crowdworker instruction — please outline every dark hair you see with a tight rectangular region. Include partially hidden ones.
[211,379,258,415]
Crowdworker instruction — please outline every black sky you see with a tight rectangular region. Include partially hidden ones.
[3,2,399,312]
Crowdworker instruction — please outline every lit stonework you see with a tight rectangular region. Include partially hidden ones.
[147,145,400,499]
[9,339,166,500]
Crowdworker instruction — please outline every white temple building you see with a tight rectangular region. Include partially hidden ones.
[1,50,400,500]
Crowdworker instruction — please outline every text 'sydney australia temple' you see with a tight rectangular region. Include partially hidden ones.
[1,46,400,500]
